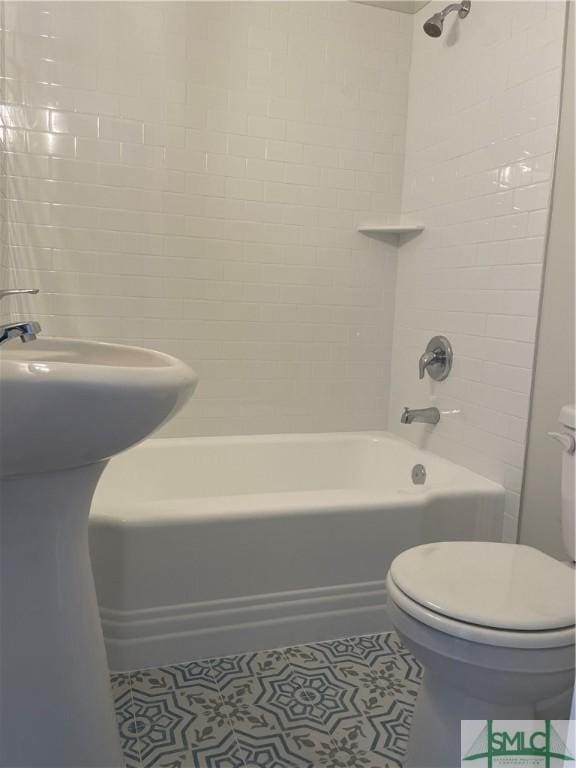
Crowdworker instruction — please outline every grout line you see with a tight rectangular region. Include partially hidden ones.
[126,672,144,768]
[205,656,251,768]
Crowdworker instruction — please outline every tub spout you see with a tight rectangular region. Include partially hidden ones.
[401,406,440,425]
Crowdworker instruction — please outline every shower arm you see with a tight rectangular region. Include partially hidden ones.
[439,3,467,20]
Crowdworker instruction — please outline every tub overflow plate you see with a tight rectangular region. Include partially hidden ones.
[412,464,426,485]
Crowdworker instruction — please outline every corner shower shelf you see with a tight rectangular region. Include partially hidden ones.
[358,223,424,239]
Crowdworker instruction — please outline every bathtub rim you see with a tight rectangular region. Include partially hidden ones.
[90,429,505,526]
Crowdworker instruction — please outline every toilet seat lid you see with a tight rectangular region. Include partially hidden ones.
[389,542,575,631]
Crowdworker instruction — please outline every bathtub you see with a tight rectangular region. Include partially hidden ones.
[89,432,505,671]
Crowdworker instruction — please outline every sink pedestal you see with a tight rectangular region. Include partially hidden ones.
[0,336,197,765]
[0,463,124,768]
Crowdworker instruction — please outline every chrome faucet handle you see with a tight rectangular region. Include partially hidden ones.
[418,351,438,379]
[418,336,453,381]
[0,321,42,345]
[0,288,39,301]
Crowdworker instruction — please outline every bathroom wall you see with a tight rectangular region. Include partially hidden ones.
[1,0,568,533]
[388,0,566,541]
[520,4,574,560]
[0,0,9,323]
[1,1,411,436]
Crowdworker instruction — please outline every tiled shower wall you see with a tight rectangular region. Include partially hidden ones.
[0,0,567,534]
[0,0,9,323]
[1,1,412,436]
[388,0,566,540]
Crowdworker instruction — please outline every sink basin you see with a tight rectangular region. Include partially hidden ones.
[0,337,197,476]
[0,337,197,767]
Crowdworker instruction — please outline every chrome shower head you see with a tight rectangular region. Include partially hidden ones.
[423,12,444,37]
[423,0,471,38]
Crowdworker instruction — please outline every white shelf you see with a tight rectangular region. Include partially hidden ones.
[358,223,424,238]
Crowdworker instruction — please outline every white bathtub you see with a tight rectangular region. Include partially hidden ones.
[89,432,505,671]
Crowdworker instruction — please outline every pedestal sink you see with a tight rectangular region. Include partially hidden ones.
[0,338,197,767]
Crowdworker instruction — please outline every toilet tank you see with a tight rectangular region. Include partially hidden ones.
[557,405,575,562]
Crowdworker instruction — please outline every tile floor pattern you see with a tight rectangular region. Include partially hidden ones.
[111,631,422,768]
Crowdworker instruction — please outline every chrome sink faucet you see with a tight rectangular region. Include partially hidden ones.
[401,406,440,425]
[0,289,41,345]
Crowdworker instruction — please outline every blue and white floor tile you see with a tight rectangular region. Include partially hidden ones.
[112,631,422,768]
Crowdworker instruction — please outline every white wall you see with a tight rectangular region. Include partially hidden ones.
[0,0,10,323]
[1,1,411,436]
[388,0,566,541]
[520,4,574,559]
[1,0,568,529]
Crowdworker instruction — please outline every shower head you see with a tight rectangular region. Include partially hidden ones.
[423,0,471,37]
[423,13,444,37]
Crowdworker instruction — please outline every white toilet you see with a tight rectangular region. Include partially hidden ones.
[387,405,576,768]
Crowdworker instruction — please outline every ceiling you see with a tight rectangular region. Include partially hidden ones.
[359,1,430,13]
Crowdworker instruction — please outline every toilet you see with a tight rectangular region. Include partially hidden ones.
[387,405,576,768]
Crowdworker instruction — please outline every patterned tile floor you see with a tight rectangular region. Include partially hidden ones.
[112,631,422,768]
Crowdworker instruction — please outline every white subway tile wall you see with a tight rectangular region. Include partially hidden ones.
[0,0,10,322]
[388,0,565,541]
[0,0,566,537]
[1,1,412,436]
